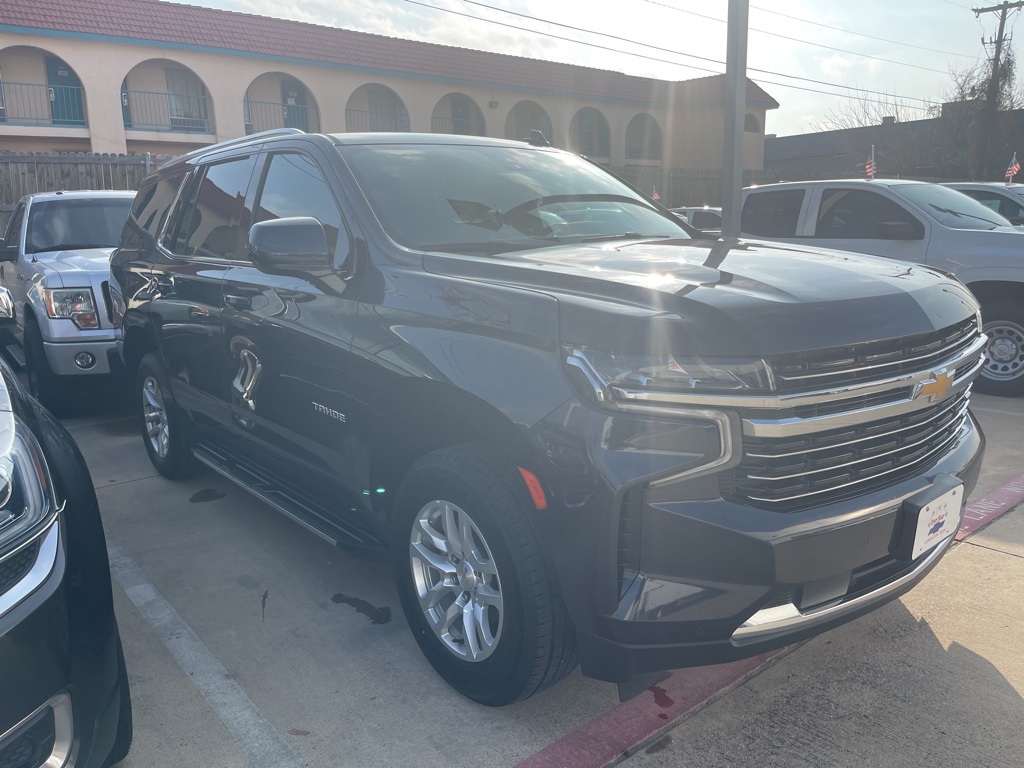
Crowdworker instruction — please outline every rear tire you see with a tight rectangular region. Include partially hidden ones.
[137,352,194,478]
[976,301,1024,397]
[392,445,576,706]
[103,634,133,766]
[23,316,76,416]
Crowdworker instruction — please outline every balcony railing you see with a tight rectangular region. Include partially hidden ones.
[345,109,410,133]
[244,99,317,134]
[431,116,485,136]
[0,82,86,127]
[122,90,213,133]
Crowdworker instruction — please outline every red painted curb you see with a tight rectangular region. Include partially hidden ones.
[518,472,1024,768]
[516,653,778,768]
[956,470,1024,540]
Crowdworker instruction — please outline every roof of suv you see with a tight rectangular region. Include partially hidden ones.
[23,190,137,203]
[745,179,930,190]
[329,133,548,148]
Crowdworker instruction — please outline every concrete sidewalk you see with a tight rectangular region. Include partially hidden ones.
[618,506,1024,767]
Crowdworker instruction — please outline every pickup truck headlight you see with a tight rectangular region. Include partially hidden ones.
[42,288,100,330]
[0,417,57,559]
[566,347,774,404]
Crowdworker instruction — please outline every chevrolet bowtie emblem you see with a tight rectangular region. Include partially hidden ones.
[916,370,954,402]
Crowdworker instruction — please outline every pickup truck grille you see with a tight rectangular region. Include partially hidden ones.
[719,318,985,513]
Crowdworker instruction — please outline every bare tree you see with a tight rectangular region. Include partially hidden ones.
[809,90,915,132]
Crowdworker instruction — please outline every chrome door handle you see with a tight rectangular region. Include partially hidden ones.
[223,294,252,310]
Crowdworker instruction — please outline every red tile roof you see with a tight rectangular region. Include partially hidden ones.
[0,0,779,109]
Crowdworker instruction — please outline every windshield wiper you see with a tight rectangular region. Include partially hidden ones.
[926,205,1001,228]
[579,232,672,243]
[30,242,111,253]
[419,239,560,255]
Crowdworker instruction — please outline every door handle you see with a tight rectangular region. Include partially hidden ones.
[223,294,252,310]
[155,276,174,293]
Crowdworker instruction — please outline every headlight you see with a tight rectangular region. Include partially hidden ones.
[0,416,57,558]
[43,288,99,330]
[566,346,774,404]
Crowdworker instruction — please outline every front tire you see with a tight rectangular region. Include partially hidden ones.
[23,316,75,415]
[393,446,576,706]
[137,353,194,478]
[976,301,1024,397]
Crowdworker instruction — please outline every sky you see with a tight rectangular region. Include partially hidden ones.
[197,0,1012,136]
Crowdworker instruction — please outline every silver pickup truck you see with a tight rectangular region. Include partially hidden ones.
[0,190,134,411]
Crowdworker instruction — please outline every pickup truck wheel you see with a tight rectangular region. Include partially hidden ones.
[23,316,75,415]
[393,446,576,706]
[977,301,1024,396]
[137,353,194,478]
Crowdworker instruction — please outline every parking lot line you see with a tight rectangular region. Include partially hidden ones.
[517,471,1024,768]
[970,406,1024,418]
[106,539,306,768]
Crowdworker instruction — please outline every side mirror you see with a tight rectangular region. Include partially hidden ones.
[247,217,329,274]
[0,288,14,328]
[876,220,922,240]
[0,238,17,263]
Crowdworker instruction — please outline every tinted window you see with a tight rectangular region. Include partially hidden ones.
[891,183,1010,230]
[253,153,344,255]
[337,144,687,254]
[175,156,256,259]
[815,189,920,239]
[132,174,186,238]
[691,210,722,230]
[741,189,804,237]
[962,190,1024,220]
[4,204,25,244]
[25,198,132,254]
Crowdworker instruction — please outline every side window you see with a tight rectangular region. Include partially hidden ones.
[252,153,346,259]
[5,204,25,244]
[815,189,920,239]
[741,190,805,238]
[132,173,186,239]
[168,156,256,259]
[962,190,1002,214]
[691,210,721,230]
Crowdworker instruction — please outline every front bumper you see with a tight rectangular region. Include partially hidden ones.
[43,340,118,376]
[0,520,124,768]
[533,405,984,684]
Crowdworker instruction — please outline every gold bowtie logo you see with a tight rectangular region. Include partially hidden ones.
[918,370,953,402]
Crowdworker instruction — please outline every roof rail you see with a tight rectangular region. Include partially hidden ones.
[175,128,305,162]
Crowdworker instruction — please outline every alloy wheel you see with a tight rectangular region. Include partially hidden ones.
[142,375,170,459]
[409,500,504,662]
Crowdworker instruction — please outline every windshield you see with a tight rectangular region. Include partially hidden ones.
[26,198,133,254]
[336,143,689,254]
[891,184,1012,230]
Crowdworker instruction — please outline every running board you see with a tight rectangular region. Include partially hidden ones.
[5,344,25,369]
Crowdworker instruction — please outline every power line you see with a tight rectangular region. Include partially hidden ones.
[749,4,979,59]
[643,0,953,75]
[442,0,937,109]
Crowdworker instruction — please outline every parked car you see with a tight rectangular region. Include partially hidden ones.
[943,182,1024,225]
[0,190,135,412]
[741,179,1024,395]
[670,206,723,235]
[0,287,132,766]
[111,130,984,705]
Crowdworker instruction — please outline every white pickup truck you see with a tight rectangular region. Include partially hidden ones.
[741,179,1024,396]
[0,190,134,411]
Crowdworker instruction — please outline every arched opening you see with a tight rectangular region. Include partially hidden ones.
[0,46,86,126]
[505,101,554,144]
[244,72,320,134]
[568,107,610,160]
[345,84,410,132]
[625,113,662,162]
[744,113,761,133]
[431,93,485,135]
[121,59,214,133]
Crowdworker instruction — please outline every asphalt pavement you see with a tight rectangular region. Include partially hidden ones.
[57,390,1024,768]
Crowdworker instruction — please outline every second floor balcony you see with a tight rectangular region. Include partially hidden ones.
[0,81,86,127]
[244,99,319,134]
[122,89,213,133]
[345,108,410,133]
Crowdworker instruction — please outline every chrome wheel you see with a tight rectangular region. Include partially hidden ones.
[409,500,503,662]
[142,375,170,459]
[983,320,1024,382]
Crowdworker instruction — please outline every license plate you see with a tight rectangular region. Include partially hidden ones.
[911,484,964,559]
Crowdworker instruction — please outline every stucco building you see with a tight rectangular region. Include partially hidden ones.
[0,0,777,189]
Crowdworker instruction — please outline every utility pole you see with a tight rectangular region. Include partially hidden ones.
[721,0,749,240]
[973,1,1024,176]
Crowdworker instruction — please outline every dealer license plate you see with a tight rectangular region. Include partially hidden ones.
[911,484,964,560]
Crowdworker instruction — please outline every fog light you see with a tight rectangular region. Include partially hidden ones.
[74,352,95,369]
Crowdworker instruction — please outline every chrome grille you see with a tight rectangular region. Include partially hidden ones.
[723,390,971,512]
[770,318,978,393]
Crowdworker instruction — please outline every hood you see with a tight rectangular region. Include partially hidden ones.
[34,248,115,283]
[423,238,978,358]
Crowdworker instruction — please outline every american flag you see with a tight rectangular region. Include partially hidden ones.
[652,186,661,201]
[865,148,876,180]
[1007,153,1020,182]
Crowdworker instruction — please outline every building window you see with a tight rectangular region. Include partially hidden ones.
[744,113,761,133]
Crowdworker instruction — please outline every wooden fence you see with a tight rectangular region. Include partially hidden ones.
[0,152,170,231]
